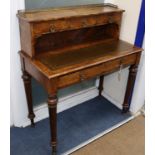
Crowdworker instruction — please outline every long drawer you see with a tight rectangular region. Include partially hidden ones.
[58,53,137,88]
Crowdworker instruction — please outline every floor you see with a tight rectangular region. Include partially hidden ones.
[71,115,145,155]
[11,97,132,155]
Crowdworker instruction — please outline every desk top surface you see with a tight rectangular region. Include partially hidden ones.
[28,40,142,78]
[17,4,124,22]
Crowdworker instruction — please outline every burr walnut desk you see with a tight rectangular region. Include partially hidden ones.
[17,4,142,154]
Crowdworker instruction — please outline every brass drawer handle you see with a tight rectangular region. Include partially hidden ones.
[82,20,88,28]
[50,24,56,32]
[108,17,114,24]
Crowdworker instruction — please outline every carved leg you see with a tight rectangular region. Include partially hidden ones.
[48,94,58,155]
[22,71,35,127]
[98,75,104,96]
[122,65,138,113]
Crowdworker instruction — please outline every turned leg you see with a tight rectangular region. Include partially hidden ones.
[22,71,35,127]
[122,65,138,113]
[98,75,104,96]
[48,94,58,155]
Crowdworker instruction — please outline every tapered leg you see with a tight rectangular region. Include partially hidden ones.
[48,94,58,155]
[122,65,138,113]
[22,71,35,127]
[98,75,104,96]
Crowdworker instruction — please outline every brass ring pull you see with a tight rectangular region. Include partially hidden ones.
[50,24,56,32]
[108,17,114,24]
[82,20,88,28]
[120,58,124,65]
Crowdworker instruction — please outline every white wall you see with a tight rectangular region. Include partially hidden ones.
[115,0,142,43]
[25,0,105,9]
[103,0,144,114]
[105,0,114,3]
[10,0,27,126]
[130,39,145,113]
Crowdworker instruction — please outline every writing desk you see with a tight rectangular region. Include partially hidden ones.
[17,4,142,154]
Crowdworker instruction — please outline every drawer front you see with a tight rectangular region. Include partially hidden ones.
[82,54,137,79]
[32,13,122,37]
[58,54,137,88]
[58,72,80,88]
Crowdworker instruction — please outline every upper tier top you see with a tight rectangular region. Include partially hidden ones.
[17,3,124,22]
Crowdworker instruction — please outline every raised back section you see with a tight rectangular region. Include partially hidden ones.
[17,4,124,58]
[35,24,119,54]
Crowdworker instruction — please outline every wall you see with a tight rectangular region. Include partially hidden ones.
[130,39,145,113]
[25,0,105,9]
[10,0,26,126]
[103,0,144,113]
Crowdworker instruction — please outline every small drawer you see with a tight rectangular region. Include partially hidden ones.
[81,59,120,80]
[32,19,68,37]
[81,54,137,80]
[121,54,137,66]
[58,72,80,88]
[96,13,122,25]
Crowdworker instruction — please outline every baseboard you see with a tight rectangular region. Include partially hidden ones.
[102,92,143,116]
[21,87,136,127]
[102,92,122,110]
[22,87,98,127]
